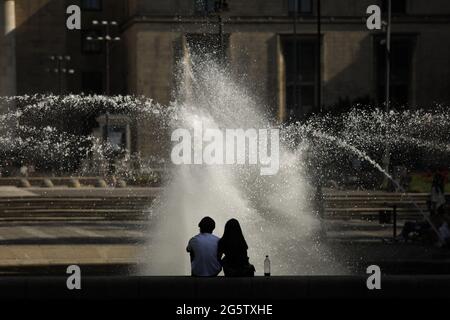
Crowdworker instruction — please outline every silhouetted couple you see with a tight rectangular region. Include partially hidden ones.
[186,217,255,277]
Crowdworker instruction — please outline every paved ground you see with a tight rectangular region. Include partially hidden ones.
[0,188,151,271]
[0,187,448,275]
[0,217,447,274]
[0,216,401,245]
[0,220,146,268]
[0,220,147,244]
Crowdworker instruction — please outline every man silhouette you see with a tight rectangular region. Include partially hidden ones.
[186,216,222,277]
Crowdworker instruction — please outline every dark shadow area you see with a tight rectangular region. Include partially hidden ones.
[1,276,450,299]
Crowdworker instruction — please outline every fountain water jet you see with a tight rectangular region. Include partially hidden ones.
[301,127,445,242]
[140,53,343,275]
[0,53,449,276]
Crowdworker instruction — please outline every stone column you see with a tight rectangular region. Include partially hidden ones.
[0,0,16,96]
[4,0,15,35]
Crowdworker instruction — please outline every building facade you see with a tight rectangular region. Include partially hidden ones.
[1,0,450,159]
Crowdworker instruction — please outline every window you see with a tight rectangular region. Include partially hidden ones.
[195,0,216,15]
[82,30,102,54]
[82,72,103,94]
[81,0,102,11]
[186,33,227,62]
[288,0,313,15]
[107,126,127,151]
[282,37,318,119]
[381,0,407,14]
[375,36,414,108]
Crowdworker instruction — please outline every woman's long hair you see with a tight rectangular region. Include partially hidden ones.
[220,218,248,251]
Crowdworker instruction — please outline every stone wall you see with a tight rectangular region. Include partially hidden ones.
[413,25,450,106]
[322,31,374,107]
[14,0,66,94]
[229,32,278,117]
[1,0,128,95]
[124,25,180,159]
[0,1,6,97]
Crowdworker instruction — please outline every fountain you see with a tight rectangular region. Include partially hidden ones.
[141,52,342,275]
[0,50,449,276]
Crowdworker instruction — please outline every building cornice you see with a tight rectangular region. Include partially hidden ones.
[122,14,450,30]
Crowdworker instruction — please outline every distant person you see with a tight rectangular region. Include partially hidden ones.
[27,165,35,176]
[430,173,446,216]
[351,157,362,189]
[314,183,325,219]
[313,183,328,239]
[218,219,255,277]
[398,211,447,244]
[437,215,450,247]
[19,165,28,177]
[398,173,444,242]
[186,216,222,277]
[398,219,432,243]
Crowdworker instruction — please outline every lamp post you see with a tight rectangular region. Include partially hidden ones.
[317,0,322,113]
[293,0,298,120]
[214,0,229,60]
[383,0,392,187]
[46,55,75,95]
[86,20,121,148]
[86,20,121,95]
[385,0,392,115]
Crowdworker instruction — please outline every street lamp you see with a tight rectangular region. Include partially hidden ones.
[213,0,229,60]
[86,19,121,151]
[385,1,392,115]
[46,55,75,95]
[382,0,392,187]
[317,0,322,113]
[86,20,121,95]
[293,0,298,120]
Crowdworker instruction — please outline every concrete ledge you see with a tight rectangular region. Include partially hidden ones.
[1,276,450,300]
[0,177,163,188]
[0,187,37,197]
[28,187,162,198]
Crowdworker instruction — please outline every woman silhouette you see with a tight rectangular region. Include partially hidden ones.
[218,219,255,277]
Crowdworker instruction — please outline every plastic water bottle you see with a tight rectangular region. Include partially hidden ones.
[264,255,271,276]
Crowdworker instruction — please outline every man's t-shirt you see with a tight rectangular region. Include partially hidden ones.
[187,233,222,276]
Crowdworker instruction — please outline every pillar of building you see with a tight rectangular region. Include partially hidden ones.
[0,0,16,96]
